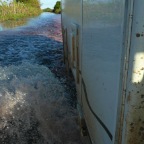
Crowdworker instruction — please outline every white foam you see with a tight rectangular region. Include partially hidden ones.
[0,62,81,143]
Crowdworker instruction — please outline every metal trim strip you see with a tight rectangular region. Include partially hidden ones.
[82,79,113,141]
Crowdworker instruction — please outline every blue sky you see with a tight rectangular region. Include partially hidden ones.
[40,0,58,9]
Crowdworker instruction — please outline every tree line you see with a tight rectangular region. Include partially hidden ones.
[43,1,61,14]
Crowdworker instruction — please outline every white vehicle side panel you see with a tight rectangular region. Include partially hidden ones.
[82,0,125,143]
[61,0,144,144]
[122,1,144,143]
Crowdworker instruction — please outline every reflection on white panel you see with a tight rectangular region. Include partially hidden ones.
[132,53,144,83]
[82,0,125,143]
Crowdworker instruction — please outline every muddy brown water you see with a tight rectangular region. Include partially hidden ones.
[0,12,82,144]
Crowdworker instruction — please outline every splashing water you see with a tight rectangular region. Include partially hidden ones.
[0,13,83,144]
[0,62,82,144]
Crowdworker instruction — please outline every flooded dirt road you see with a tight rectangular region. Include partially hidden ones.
[0,13,82,144]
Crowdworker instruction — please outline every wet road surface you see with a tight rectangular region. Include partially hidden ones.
[0,12,82,144]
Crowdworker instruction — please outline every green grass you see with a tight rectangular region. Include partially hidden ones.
[0,2,42,22]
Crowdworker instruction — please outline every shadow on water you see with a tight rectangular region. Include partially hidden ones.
[0,13,81,144]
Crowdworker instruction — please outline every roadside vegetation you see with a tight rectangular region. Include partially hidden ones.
[43,7,53,13]
[43,1,61,14]
[53,1,61,14]
[0,0,42,21]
